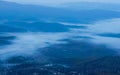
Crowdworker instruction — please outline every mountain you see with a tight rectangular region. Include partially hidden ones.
[0,1,120,23]
[63,2,120,11]
[1,21,69,32]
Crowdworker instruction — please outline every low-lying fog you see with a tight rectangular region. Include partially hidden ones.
[0,18,120,60]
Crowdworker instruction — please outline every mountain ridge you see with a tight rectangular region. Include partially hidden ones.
[0,1,120,23]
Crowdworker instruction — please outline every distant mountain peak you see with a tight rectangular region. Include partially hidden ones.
[63,2,120,11]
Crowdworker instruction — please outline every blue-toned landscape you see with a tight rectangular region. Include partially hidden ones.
[0,0,120,75]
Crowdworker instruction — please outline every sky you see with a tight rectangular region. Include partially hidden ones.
[3,0,120,6]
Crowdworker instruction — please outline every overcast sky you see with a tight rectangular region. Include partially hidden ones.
[3,0,120,6]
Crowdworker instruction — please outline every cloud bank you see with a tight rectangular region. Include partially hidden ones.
[0,18,120,59]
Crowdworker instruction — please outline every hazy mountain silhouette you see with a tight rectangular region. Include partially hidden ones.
[0,1,120,23]
[63,2,120,11]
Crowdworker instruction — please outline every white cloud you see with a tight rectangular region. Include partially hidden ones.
[0,32,72,59]
[87,18,120,34]
[83,18,120,49]
[61,18,120,49]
